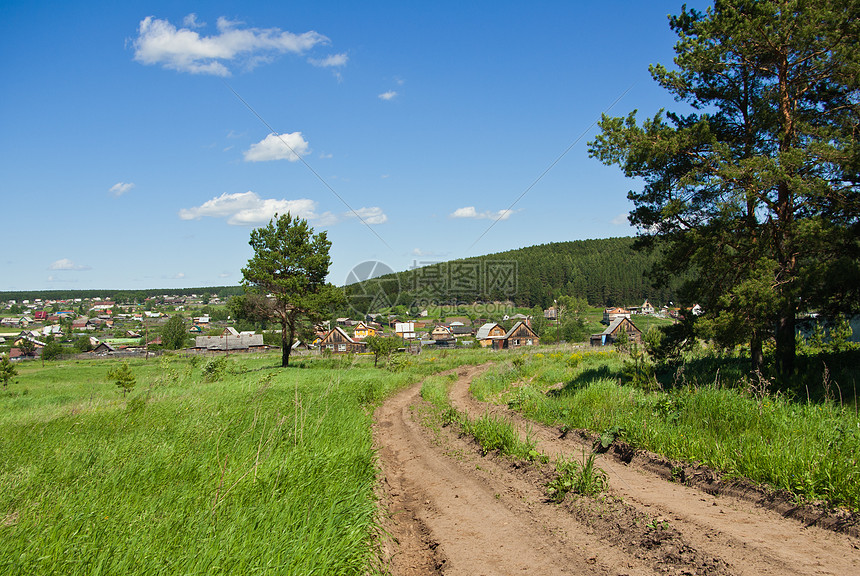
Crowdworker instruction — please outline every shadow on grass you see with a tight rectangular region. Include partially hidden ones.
[550,364,622,396]
[653,349,860,406]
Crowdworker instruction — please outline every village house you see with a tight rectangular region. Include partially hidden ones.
[590,317,642,347]
[475,321,539,349]
[450,323,474,338]
[430,325,454,341]
[476,322,506,347]
[91,342,117,355]
[195,332,265,351]
[352,322,378,340]
[395,322,416,340]
[603,307,631,324]
[319,327,366,354]
[494,321,540,349]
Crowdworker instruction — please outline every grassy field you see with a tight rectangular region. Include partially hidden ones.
[0,349,495,575]
[470,349,860,512]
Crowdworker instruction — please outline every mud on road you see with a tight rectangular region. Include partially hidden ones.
[373,365,860,576]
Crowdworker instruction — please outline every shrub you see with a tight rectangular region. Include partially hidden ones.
[201,356,236,382]
[0,357,17,390]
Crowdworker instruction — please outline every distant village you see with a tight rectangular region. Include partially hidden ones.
[0,293,688,362]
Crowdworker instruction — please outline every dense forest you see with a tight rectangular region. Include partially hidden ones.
[346,237,679,312]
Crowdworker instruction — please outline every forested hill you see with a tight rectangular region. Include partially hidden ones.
[349,237,679,311]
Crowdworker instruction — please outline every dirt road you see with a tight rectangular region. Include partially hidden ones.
[373,365,860,575]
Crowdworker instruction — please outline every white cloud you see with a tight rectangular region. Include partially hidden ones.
[317,206,388,226]
[450,206,514,221]
[109,182,135,196]
[378,90,397,101]
[352,206,388,225]
[611,213,629,226]
[219,272,231,278]
[309,53,348,67]
[49,258,91,271]
[179,191,317,225]
[133,16,329,76]
[319,152,333,159]
[183,13,205,28]
[179,191,386,227]
[244,132,309,162]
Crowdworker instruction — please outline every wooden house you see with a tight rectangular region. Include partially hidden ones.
[352,322,378,340]
[195,333,264,351]
[590,317,642,347]
[430,325,454,341]
[451,324,474,338]
[603,307,631,324]
[320,327,366,354]
[91,342,117,355]
[476,322,506,347]
[494,321,539,350]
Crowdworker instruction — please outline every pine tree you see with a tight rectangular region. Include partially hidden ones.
[590,0,859,374]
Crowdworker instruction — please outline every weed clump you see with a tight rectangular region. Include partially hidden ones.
[546,451,608,502]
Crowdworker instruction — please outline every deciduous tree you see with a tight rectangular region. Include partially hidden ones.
[161,315,189,350]
[365,335,402,367]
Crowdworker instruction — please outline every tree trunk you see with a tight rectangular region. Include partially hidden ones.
[775,303,796,376]
[281,322,294,368]
[750,331,764,374]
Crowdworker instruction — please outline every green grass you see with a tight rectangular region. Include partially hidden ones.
[470,349,860,512]
[0,349,498,575]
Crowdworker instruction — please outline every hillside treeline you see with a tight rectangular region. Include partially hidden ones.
[347,237,679,311]
[0,286,245,305]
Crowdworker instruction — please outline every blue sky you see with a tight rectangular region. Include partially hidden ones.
[0,1,708,291]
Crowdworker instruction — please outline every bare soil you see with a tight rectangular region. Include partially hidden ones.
[373,365,860,575]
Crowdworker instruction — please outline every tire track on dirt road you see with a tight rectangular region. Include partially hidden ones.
[375,366,725,575]
[448,370,860,576]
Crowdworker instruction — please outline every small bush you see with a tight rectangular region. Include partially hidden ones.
[201,356,236,382]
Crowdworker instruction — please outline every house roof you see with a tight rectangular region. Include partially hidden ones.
[195,333,265,350]
[476,322,501,340]
[599,317,640,336]
[324,326,358,344]
[503,321,538,339]
[605,307,630,314]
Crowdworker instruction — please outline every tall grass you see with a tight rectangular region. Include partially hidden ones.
[0,349,497,575]
[470,350,860,512]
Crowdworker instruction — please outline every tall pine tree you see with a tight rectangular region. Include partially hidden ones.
[590,0,859,374]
